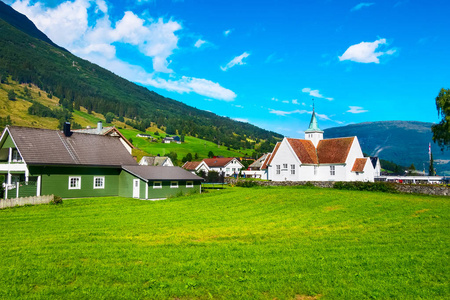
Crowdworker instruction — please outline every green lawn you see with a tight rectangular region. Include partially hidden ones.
[0,187,448,299]
[119,127,253,160]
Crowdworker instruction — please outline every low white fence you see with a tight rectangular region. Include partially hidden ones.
[0,195,54,209]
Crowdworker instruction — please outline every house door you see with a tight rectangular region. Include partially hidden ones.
[133,179,140,198]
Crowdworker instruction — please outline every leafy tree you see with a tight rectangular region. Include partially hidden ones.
[154,131,159,136]
[194,153,199,160]
[409,163,416,171]
[181,135,185,143]
[105,112,115,123]
[7,89,16,101]
[168,151,178,165]
[208,151,214,158]
[432,88,450,150]
[182,153,193,163]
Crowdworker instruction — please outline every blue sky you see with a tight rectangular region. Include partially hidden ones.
[6,0,450,137]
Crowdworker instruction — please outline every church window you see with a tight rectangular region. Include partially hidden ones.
[291,164,295,175]
[330,166,335,176]
[276,165,281,174]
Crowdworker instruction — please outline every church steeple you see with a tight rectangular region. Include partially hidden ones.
[304,101,324,147]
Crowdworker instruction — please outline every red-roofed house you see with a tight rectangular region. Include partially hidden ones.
[182,161,211,175]
[202,157,244,177]
[264,108,375,182]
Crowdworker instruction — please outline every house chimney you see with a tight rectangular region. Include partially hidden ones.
[63,122,71,137]
[97,121,103,133]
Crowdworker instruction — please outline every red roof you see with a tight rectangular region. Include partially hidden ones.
[264,142,281,168]
[351,158,367,172]
[182,161,201,170]
[317,137,355,164]
[202,157,235,168]
[286,138,318,164]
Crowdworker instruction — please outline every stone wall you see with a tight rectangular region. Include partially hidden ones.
[226,178,450,196]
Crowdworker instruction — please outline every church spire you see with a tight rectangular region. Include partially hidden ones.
[304,99,324,147]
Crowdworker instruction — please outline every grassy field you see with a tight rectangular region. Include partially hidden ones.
[0,187,448,299]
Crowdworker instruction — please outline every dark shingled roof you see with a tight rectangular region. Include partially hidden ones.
[7,126,137,167]
[352,158,367,172]
[122,165,203,181]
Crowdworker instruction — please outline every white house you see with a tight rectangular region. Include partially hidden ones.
[202,157,244,177]
[182,161,211,175]
[264,108,375,182]
[139,156,174,167]
[241,153,270,179]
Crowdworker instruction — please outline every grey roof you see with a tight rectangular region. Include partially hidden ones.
[122,165,204,181]
[7,126,137,167]
[370,157,379,168]
[139,156,170,166]
[248,153,270,169]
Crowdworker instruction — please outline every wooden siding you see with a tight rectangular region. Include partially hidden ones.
[147,180,201,199]
[29,166,120,198]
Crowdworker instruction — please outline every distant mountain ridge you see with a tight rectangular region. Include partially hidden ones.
[324,121,450,175]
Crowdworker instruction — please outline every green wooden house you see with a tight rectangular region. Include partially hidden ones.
[0,125,203,199]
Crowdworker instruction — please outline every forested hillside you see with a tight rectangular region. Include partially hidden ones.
[325,121,450,175]
[0,4,282,151]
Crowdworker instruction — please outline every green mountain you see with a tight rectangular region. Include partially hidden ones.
[0,1,281,151]
[324,121,450,175]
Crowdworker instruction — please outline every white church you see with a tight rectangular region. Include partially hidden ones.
[262,108,377,182]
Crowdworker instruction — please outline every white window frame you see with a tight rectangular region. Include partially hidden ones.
[93,176,105,189]
[170,181,179,188]
[330,165,336,176]
[276,165,281,175]
[186,181,194,188]
[69,176,81,190]
[12,149,22,162]
[291,164,295,175]
[153,181,162,189]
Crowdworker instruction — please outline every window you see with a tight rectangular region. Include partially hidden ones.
[93,177,104,189]
[170,181,179,188]
[330,166,335,176]
[153,181,162,189]
[12,149,22,162]
[276,165,281,174]
[69,176,81,189]
[291,164,295,175]
[283,163,288,169]
[186,181,194,188]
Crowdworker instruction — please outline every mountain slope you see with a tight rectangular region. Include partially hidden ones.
[324,121,450,175]
[0,3,281,150]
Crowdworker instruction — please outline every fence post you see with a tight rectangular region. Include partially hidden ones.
[16,182,19,199]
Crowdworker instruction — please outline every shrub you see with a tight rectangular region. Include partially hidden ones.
[51,196,63,205]
[333,181,397,193]
[236,180,259,188]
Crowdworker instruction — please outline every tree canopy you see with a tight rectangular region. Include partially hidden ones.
[431,88,450,150]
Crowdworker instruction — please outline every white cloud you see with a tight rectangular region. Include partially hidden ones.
[233,118,248,123]
[301,88,334,101]
[232,104,244,108]
[351,2,374,11]
[282,100,289,104]
[292,99,299,105]
[339,38,396,64]
[12,0,181,73]
[10,0,237,101]
[271,97,278,101]
[347,106,368,113]
[140,76,236,101]
[194,38,206,48]
[221,52,250,71]
[269,109,309,116]
[224,29,232,36]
